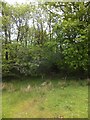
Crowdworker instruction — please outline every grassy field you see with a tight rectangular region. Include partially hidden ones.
[2,77,88,118]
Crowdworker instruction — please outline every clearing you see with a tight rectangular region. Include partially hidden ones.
[2,77,88,118]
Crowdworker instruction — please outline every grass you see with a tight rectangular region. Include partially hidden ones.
[2,77,88,118]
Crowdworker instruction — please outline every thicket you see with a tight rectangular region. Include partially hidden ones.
[1,2,90,78]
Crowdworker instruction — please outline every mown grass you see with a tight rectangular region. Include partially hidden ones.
[2,77,88,118]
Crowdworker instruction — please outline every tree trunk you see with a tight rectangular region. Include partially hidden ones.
[5,26,8,60]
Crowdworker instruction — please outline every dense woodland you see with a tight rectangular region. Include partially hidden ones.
[1,1,90,79]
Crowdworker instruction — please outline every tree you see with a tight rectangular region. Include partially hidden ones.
[2,1,89,78]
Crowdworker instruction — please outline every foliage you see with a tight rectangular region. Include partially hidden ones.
[1,2,89,78]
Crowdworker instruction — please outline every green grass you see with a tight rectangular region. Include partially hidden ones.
[2,78,88,118]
